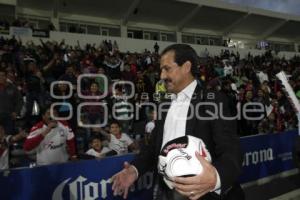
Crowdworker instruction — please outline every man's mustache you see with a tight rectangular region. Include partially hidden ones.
[163,79,172,84]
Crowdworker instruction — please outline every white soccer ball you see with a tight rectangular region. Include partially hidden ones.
[158,135,211,189]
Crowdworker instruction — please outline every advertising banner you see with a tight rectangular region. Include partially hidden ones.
[32,29,49,38]
[239,130,298,183]
[9,27,32,37]
[0,154,153,200]
[0,130,298,199]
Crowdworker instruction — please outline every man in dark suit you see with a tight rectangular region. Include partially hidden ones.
[111,44,244,200]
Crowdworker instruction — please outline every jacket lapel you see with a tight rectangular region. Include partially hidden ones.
[185,84,203,136]
[155,99,171,154]
[155,83,203,153]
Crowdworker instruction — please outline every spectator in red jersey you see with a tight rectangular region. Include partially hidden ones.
[23,106,76,165]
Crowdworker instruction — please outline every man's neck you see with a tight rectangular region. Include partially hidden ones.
[175,78,195,94]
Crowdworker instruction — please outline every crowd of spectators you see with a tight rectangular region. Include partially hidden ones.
[0,35,299,170]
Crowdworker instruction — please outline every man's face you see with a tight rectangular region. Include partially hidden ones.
[58,83,68,92]
[114,89,123,97]
[91,139,102,151]
[150,111,157,121]
[160,51,190,94]
[110,123,121,136]
[245,90,253,100]
[66,67,74,76]
[28,62,36,72]
[90,83,98,93]
[137,71,143,79]
[276,91,283,99]
[98,68,105,74]
[257,89,264,97]
[42,109,58,124]
[272,100,278,107]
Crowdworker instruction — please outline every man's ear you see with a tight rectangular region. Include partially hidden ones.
[183,61,192,74]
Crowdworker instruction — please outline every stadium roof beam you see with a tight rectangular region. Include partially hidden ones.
[222,12,251,36]
[176,4,202,31]
[121,0,141,26]
[177,0,248,13]
[0,0,16,6]
[177,0,300,21]
[259,19,289,40]
[294,36,300,43]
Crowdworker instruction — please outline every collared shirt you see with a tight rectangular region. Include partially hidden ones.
[86,147,111,157]
[161,80,197,148]
[108,133,133,155]
[162,79,221,193]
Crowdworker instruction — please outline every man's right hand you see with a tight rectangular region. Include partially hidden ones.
[42,121,57,137]
[111,162,138,199]
[48,121,57,129]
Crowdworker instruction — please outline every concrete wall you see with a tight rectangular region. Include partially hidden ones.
[2,31,299,59]
[36,31,267,58]
[0,0,16,6]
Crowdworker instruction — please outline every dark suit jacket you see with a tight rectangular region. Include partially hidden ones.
[132,84,243,200]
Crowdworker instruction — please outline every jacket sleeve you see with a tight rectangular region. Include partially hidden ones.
[208,91,243,196]
[13,86,23,115]
[131,121,159,177]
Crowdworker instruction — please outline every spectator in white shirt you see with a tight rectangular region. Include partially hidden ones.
[145,109,156,144]
[201,48,209,58]
[223,61,233,77]
[110,121,137,154]
[257,69,269,84]
[86,137,115,158]
[101,121,137,155]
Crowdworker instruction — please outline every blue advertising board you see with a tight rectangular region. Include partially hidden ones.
[0,130,298,199]
[239,130,298,183]
[0,154,152,200]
